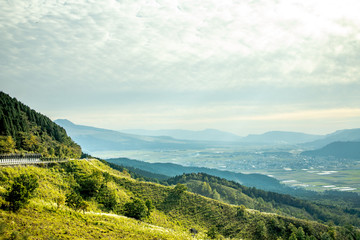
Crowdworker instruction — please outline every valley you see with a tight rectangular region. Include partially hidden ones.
[96,148,360,193]
[1,91,360,239]
[54,118,360,195]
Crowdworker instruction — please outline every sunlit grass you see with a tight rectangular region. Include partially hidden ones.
[0,161,197,239]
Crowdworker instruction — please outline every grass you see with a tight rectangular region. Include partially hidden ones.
[0,202,195,239]
[1,159,356,240]
[0,161,199,239]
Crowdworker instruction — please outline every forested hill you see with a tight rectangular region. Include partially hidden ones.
[301,141,360,159]
[165,173,360,227]
[106,157,311,196]
[0,91,81,158]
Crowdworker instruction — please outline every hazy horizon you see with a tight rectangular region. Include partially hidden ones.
[56,118,358,137]
[1,0,360,136]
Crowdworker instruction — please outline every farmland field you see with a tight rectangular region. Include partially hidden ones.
[94,148,360,193]
[245,169,360,193]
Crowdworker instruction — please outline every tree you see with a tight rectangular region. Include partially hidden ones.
[96,185,117,211]
[327,226,337,240]
[0,136,15,153]
[102,172,112,183]
[145,199,154,217]
[5,174,39,212]
[207,227,218,239]
[289,232,297,240]
[76,172,103,198]
[173,183,187,197]
[212,189,221,200]
[0,91,82,158]
[320,232,332,240]
[165,183,188,207]
[65,191,86,211]
[255,220,268,240]
[124,198,150,220]
[296,227,306,240]
[200,182,212,197]
[237,205,248,218]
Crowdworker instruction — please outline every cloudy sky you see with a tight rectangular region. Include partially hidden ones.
[1,0,360,135]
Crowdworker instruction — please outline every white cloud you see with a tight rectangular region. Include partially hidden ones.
[1,0,360,134]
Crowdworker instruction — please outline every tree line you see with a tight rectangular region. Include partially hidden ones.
[0,91,81,158]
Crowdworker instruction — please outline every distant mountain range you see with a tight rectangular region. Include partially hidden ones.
[54,119,207,153]
[123,128,360,147]
[56,119,360,153]
[240,131,322,145]
[302,128,360,148]
[301,141,360,159]
[121,128,242,142]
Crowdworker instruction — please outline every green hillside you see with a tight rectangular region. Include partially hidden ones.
[0,160,195,239]
[0,92,81,158]
[106,161,360,227]
[106,157,301,195]
[165,173,360,227]
[1,160,359,239]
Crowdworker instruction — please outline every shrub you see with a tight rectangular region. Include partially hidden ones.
[5,173,38,212]
[65,191,87,211]
[236,205,248,218]
[207,227,218,239]
[76,172,103,198]
[96,185,117,211]
[124,198,150,220]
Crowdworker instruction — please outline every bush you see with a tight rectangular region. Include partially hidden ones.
[96,185,117,211]
[5,173,38,212]
[0,220,6,235]
[65,191,87,212]
[76,172,103,198]
[207,227,218,239]
[237,205,247,218]
[124,198,150,220]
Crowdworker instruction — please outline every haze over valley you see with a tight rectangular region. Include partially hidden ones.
[55,119,360,194]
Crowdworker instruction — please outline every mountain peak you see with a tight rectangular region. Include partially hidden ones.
[55,119,75,126]
[242,131,322,145]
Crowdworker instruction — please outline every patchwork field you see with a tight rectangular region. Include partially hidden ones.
[94,148,360,193]
[244,169,360,193]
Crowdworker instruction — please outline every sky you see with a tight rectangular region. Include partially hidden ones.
[1,0,360,136]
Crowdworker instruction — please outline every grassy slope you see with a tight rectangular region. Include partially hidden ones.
[165,173,360,228]
[0,160,357,239]
[0,205,193,240]
[0,162,196,240]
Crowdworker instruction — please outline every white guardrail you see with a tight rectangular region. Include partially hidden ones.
[0,154,71,166]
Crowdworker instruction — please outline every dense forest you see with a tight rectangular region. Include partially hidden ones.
[0,91,81,158]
